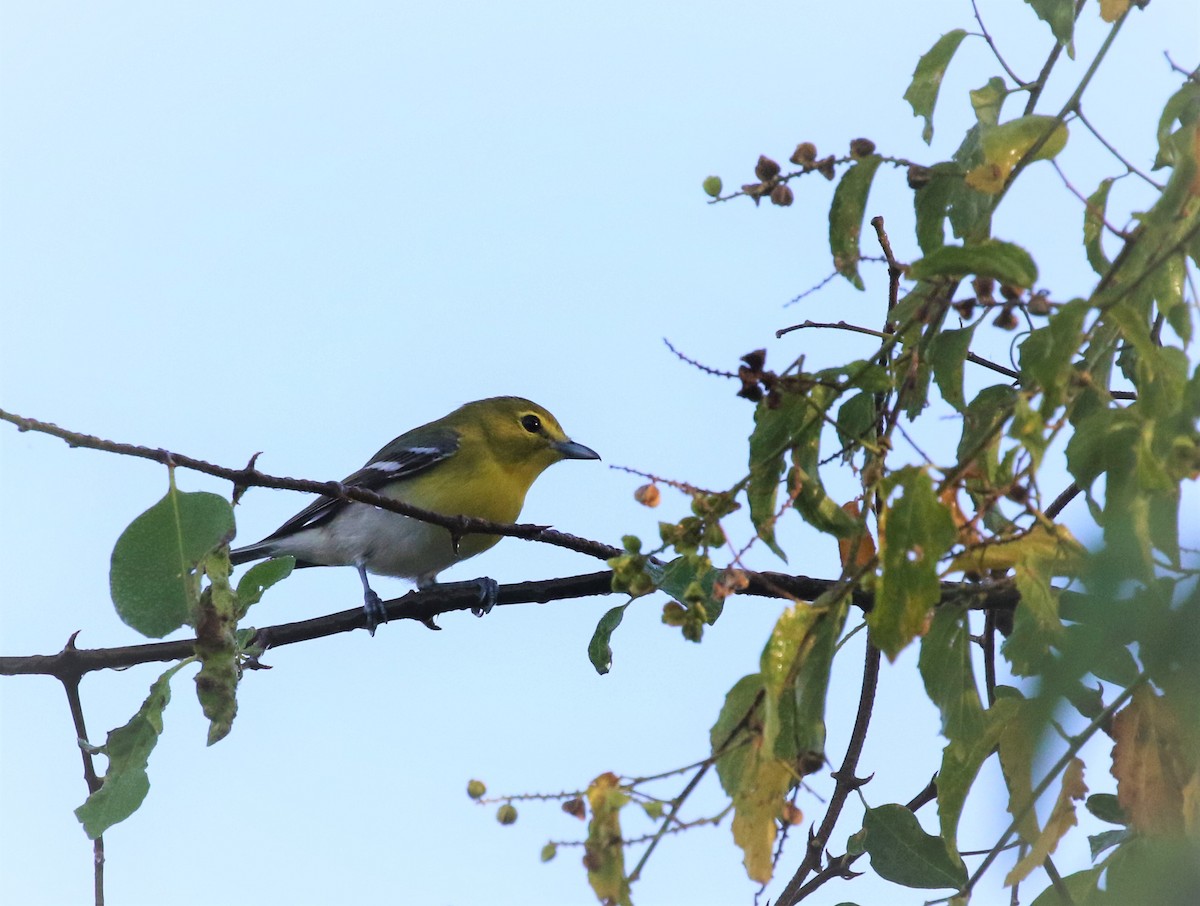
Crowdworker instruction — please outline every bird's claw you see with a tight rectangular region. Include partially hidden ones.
[471,577,499,617]
[363,589,388,636]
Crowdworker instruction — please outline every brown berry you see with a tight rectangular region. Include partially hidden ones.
[849,138,876,158]
[790,142,817,165]
[770,184,794,206]
[755,155,781,180]
[816,156,836,180]
[1028,291,1051,316]
[634,484,661,508]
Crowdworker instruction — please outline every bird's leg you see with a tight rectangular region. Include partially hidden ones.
[357,563,388,636]
[469,577,499,617]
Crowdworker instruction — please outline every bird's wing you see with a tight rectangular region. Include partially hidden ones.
[258,428,460,542]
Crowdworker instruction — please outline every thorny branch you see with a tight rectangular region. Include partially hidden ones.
[0,408,621,563]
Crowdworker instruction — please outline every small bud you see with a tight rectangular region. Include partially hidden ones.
[702,175,723,198]
[540,843,558,863]
[816,156,836,180]
[993,305,1019,330]
[849,137,876,158]
[999,283,1023,302]
[621,534,642,555]
[755,155,781,181]
[634,484,661,508]
[1006,484,1030,504]
[467,780,487,800]
[906,164,932,189]
[562,797,587,820]
[496,804,518,825]
[662,601,687,626]
[953,298,976,320]
[770,184,794,207]
[1028,291,1051,316]
[790,142,817,165]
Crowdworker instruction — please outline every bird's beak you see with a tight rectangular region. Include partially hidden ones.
[555,439,601,461]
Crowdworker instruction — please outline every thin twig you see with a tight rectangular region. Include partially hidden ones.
[0,408,621,563]
[775,642,881,906]
[970,0,1028,87]
[60,634,104,906]
[1073,107,1163,189]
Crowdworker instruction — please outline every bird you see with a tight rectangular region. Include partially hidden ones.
[230,397,600,633]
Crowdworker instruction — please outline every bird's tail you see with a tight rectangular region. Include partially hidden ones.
[229,542,272,566]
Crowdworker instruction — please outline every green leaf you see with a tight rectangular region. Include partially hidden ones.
[1024,0,1076,52]
[937,696,1018,859]
[759,591,847,769]
[659,556,722,624]
[1103,836,1200,904]
[913,163,960,254]
[957,384,1018,465]
[235,556,295,613]
[75,661,188,838]
[1028,868,1103,906]
[588,604,629,675]
[903,30,968,144]
[969,77,1007,129]
[861,804,967,889]
[918,605,985,742]
[110,488,235,638]
[1085,792,1128,826]
[1089,829,1131,860]
[1153,82,1200,170]
[1003,555,1065,675]
[836,391,876,453]
[1083,178,1114,276]
[1019,297,1089,414]
[869,467,956,659]
[712,674,764,796]
[909,239,1038,289]
[929,325,976,412]
[829,155,883,289]
[789,590,849,767]
[747,396,807,559]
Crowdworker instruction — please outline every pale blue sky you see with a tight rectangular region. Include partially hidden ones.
[2,2,1197,904]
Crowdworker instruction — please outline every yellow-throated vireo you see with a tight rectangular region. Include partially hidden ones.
[231,397,599,633]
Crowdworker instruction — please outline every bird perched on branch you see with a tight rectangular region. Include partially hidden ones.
[230,397,600,633]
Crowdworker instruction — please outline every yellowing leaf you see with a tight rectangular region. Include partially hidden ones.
[584,772,632,906]
[1111,687,1199,836]
[730,739,794,884]
[1099,0,1130,23]
[950,523,1085,576]
[837,501,876,570]
[1005,758,1087,886]
[965,116,1069,194]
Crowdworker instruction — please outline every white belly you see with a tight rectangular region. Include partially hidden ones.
[265,504,476,584]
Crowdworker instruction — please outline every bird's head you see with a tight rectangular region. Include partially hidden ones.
[459,396,600,474]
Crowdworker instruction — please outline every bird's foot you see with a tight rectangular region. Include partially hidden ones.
[470,577,499,617]
[363,589,388,636]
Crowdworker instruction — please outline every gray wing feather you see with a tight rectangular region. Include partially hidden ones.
[256,429,458,543]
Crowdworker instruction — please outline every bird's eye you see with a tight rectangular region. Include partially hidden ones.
[521,414,543,434]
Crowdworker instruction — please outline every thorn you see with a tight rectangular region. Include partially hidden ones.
[233,452,262,504]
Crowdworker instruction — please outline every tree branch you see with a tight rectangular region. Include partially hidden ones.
[0,408,621,562]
